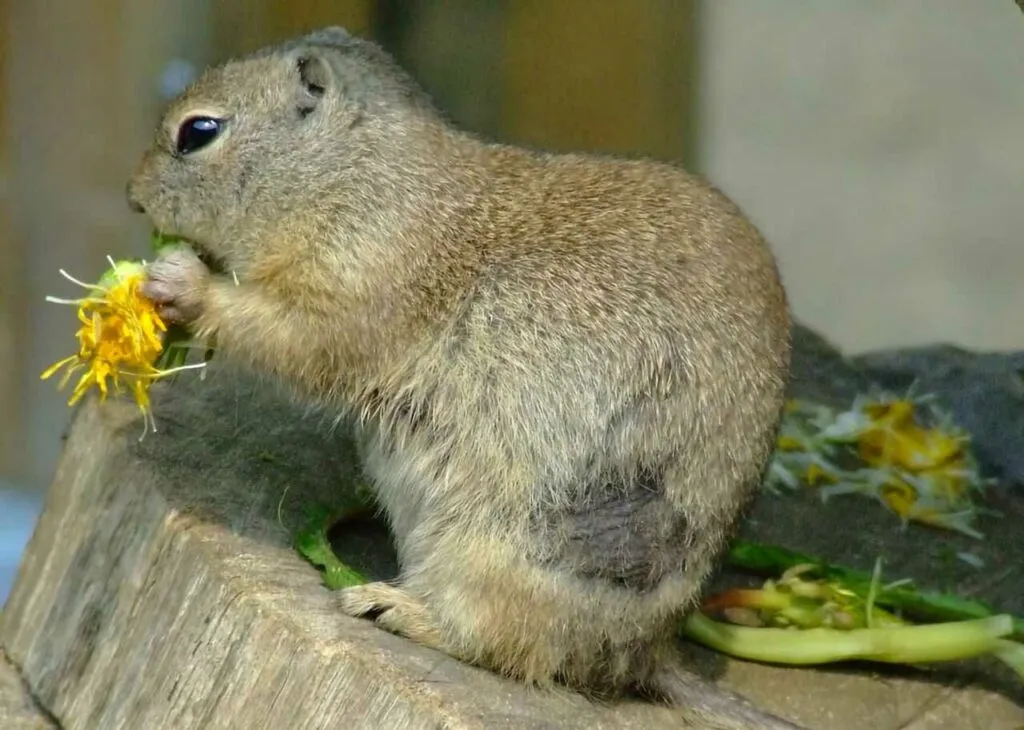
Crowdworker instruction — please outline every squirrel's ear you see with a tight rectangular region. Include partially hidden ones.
[295,53,331,117]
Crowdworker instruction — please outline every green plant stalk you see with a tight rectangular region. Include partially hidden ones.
[294,487,377,590]
[150,229,189,254]
[727,539,1024,640]
[682,612,1018,674]
[294,503,369,590]
[994,639,1024,679]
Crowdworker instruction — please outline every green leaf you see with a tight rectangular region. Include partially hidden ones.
[293,503,368,591]
[150,229,189,256]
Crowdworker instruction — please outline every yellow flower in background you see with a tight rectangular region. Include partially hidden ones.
[767,391,992,540]
[41,258,204,437]
[858,399,964,473]
[877,478,983,539]
[804,462,837,487]
[776,435,805,452]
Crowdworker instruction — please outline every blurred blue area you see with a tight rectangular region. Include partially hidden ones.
[0,481,44,605]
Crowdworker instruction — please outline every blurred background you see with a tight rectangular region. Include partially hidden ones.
[1,0,1023,600]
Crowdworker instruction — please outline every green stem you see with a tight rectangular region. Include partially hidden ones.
[994,639,1024,681]
[293,491,376,591]
[726,539,1024,640]
[682,612,1014,667]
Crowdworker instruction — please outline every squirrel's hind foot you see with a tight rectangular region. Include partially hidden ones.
[337,581,446,650]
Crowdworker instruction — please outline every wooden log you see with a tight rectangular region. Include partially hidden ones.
[0,649,55,729]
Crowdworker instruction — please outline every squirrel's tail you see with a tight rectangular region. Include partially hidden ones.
[649,663,806,730]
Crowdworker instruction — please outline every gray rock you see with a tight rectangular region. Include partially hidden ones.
[852,344,1024,489]
[786,322,875,407]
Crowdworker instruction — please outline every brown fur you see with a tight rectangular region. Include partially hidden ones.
[128,27,797,729]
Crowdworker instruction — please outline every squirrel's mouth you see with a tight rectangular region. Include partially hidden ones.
[152,230,229,275]
[194,246,228,275]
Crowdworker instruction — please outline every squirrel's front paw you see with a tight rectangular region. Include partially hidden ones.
[142,245,210,325]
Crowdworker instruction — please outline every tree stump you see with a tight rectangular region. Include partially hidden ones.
[0,650,55,729]
[1,333,1022,729]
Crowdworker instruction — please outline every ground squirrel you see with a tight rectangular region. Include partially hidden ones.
[128,27,796,729]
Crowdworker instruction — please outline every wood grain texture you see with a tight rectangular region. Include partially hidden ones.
[0,649,55,729]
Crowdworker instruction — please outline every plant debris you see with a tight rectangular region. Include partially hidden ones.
[766,390,995,538]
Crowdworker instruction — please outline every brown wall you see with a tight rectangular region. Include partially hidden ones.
[500,0,698,163]
[0,0,18,483]
[375,0,698,165]
[1,0,22,481]
[211,1,374,60]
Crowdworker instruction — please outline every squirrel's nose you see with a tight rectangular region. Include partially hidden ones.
[125,181,145,213]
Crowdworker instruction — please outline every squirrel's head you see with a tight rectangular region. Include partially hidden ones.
[126,27,440,273]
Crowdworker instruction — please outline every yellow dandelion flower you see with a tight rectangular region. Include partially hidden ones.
[41,257,206,438]
[776,435,805,452]
[858,399,964,473]
[878,479,983,539]
[804,462,836,487]
[878,479,919,522]
[768,392,990,538]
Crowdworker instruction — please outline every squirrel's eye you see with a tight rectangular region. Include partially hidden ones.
[175,116,223,155]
